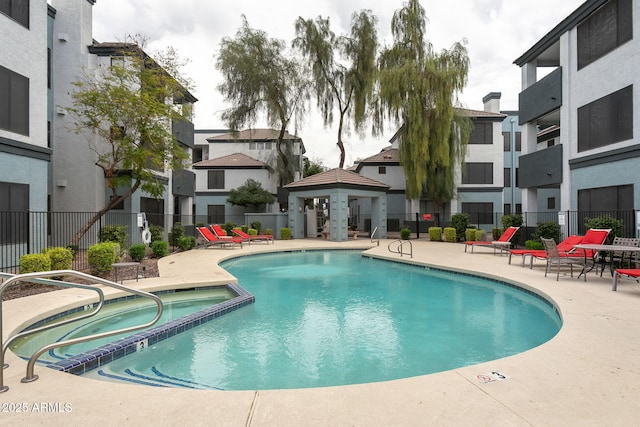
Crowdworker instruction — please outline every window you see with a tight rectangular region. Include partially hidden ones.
[547,139,555,148]
[461,202,494,225]
[207,170,225,189]
[462,163,493,185]
[578,184,633,212]
[0,0,29,28]
[504,204,511,215]
[264,142,272,150]
[502,131,521,151]
[504,168,511,188]
[207,205,225,224]
[0,65,29,136]
[578,85,633,152]
[469,123,492,144]
[547,197,556,210]
[577,0,632,69]
[378,166,386,174]
[0,181,29,244]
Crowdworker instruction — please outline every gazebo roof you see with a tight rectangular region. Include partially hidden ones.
[285,168,389,192]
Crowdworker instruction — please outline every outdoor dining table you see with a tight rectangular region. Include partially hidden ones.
[573,243,640,279]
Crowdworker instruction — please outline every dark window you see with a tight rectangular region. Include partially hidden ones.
[462,163,493,184]
[378,166,386,174]
[516,203,522,214]
[503,204,511,215]
[504,168,511,188]
[140,197,164,227]
[515,168,519,187]
[207,205,225,224]
[0,65,29,136]
[577,0,632,69]
[47,48,51,89]
[502,131,522,151]
[207,170,225,189]
[578,85,633,152]
[578,184,633,211]
[192,147,203,163]
[0,0,29,28]
[0,181,29,244]
[469,123,492,144]
[547,197,556,210]
[461,202,493,225]
[547,139,555,147]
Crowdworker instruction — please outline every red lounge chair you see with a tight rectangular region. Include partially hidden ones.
[196,227,243,249]
[232,228,274,244]
[612,269,640,291]
[465,226,520,254]
[509,235,583,268]
[210,224,243,241]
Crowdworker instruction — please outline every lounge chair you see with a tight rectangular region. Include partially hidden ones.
[612,268,640,291]
[508,235,583,268]
[465,226,520,254]
[541,237,586,281]
[232,228,274,244]
[196,227,244,249]
[597,237,640,276]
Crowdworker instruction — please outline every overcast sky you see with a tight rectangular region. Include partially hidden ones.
[91,0,585,168]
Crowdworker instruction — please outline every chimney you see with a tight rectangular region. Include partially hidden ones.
[482,92,501,114]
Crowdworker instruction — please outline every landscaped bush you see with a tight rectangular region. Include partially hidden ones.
[585,214,623,241]
[168,222,184,247]
[99,225,127,246]
[400,228,411,240]
[151,240,169,258]
[248,228,258,236]
[240,225,249,233]
[465,228,477,242]
[264,228,273,236]
[492,228,502,240]
[66,244,79,258]
[177,236,195,251]
[451,213,470,242]
[280,228,292,240]
[474,229,485,241]
[250,221,262,234]
[428,227,442,242]
[128,243,148,262]
[443,227,456,242]
[534,221,560,243]
[20,253,51,274]
[525,240,544,250]
[88,242,119,276]
[43,247,73,271]
[149,225,164,242]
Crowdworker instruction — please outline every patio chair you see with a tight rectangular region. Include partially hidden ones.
[196,227,244,249]
[232,228,274,244]
[612,268,640,291]
[508,235,583,268]
[541,237,586,281]
[465,226,520,254]
[598,237,640,276]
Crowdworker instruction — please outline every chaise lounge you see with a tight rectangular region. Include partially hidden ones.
[465,226,520,255]
[196,226,244,249]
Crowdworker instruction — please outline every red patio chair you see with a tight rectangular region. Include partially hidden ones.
[612,269,640,291]
[465,226,520,254]
[232,228,274,244]
[196,226,244,249]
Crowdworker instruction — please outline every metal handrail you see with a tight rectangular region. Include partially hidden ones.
[0,270,163,393]
[387,239,413,258]
[371,227,380,246]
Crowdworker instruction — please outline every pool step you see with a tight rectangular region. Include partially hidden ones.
[95,366,223,390]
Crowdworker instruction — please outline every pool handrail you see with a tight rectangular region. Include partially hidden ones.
[1,273,106,367]
[0,270,163,393]
[371,227,380,246]
[388,239,413,258]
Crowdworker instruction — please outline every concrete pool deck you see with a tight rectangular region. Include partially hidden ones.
[2,238,640,426]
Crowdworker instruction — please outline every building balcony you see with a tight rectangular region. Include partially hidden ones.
[518,67,562,125]
[172,117,194,149]
[518,144,563,188]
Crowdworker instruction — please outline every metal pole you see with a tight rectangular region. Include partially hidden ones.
[510,118,516,214]
[415,212,420,239]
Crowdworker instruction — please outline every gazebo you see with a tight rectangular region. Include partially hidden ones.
[284,168,389,241]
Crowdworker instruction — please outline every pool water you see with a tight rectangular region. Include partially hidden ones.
[10,288,233,363]
[86,250,561,390]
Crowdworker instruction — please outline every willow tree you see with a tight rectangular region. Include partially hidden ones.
[66,41,193,245]
[376,0,470,212]
[293,10,378,169]
[216,16,309,185]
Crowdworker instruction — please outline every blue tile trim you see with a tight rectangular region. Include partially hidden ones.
[45,283,254,376]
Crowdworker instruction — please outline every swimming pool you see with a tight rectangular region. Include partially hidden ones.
[84,250,561,390]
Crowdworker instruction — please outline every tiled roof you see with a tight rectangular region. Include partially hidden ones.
[285,168,389,191]
[207,128,301,142]
[193,153,268,169]
[354,147,400,172]
[457,108,507,119]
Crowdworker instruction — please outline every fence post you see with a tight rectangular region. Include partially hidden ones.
[415,212,420,239]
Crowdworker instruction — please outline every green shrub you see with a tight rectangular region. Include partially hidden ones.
[66,244,79,258]
[43,247,73,271]
[248,228,258,236]
[99,225,127,246]
[534,221,560,243]
[250,221,262,234]
[20,253,51,274]
[280,228,292,240]
[88,242,119,276]
[443,227,456,242]
[168,222,184,247]
[428,227,442,242]
[525,240,544,250]
[492,228,502,240]
[128,243,147,262]
[474,229,485,241]
[584,214,623,240]
[451,213,470,242]
[149,225,164,242]
[465,228,477,242]
[222,222,237,235]
[400,228,411,240]
[177,236,195,251]
[264,228,273,236]
[151,240,169,258]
